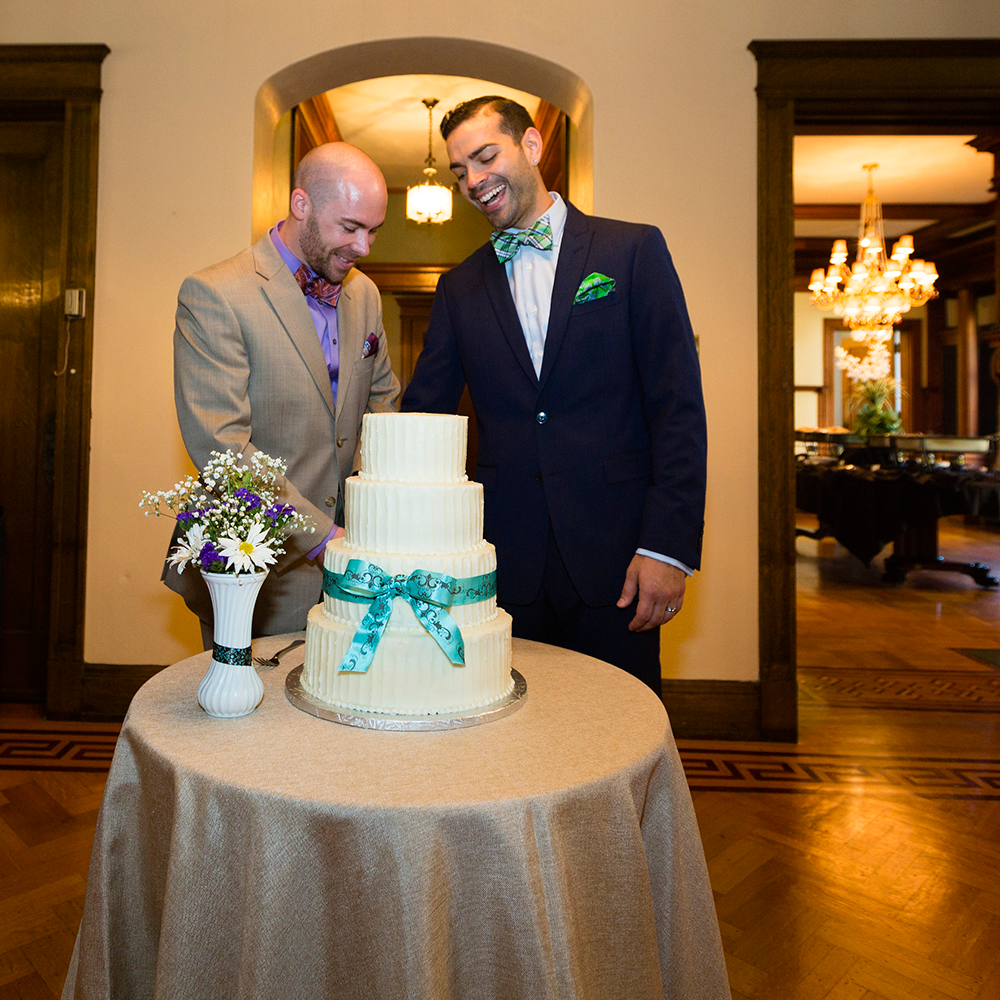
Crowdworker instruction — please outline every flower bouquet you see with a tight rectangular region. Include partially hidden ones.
[141,450,313,717]
[834,338,903,438]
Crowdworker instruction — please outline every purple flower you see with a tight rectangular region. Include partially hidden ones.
[177,510,199,524]
[234,487,262,510]
[265,503,295,522]
[198,542,228,571]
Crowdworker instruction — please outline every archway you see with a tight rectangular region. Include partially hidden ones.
[252,37,594,240]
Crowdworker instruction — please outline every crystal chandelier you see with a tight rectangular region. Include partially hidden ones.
[809,164,938,342]
[405,98,452,225]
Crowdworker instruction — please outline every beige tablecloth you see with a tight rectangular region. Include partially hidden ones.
[64,637,729,1000]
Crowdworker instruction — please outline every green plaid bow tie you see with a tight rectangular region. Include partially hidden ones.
[490,218,554,263]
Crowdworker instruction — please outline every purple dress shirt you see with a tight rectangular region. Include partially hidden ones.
[270,222,340,402]
[270,223,343,558]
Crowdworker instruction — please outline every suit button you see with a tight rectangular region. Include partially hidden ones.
[336,436,346,447]
[325,496,337,508]
[536,411,548,424]
[535,470,543,482]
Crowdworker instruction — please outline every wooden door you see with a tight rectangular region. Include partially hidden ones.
[396,293,478,477]
[0,120,65,700]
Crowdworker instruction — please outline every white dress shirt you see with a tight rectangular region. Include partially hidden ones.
[501,194,693,578]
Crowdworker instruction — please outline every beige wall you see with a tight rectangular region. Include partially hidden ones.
[5,0,997,678]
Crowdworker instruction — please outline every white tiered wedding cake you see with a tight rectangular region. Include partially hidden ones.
[302,412,514,716]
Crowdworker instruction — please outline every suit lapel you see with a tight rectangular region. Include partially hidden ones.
[334,273,364,423]
[538,203,593,393]
[253,235,337,420]
[481,248,539,387]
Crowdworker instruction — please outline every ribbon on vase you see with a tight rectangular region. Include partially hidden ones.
[329,559,482,673]
[213,643,252,666]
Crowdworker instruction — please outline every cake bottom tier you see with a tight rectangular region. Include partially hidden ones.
[303,604,513,716]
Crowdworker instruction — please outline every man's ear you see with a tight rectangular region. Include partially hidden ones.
[521,127,544,166]
[289,188,310,221]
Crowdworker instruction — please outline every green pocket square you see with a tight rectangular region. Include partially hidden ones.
[574,272,616,304]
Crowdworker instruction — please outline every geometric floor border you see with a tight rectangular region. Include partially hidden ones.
[0,728,120,772]
[677,746,1000,798]
[798,667,1000,713]
[7,728,999,799]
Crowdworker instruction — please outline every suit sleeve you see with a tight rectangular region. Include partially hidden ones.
[630,228,707,570]
[173,276,335,553]
[400,277,467,414]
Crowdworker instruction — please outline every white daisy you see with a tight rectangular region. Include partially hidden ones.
[167,523,206,575]
[217,522,276,574]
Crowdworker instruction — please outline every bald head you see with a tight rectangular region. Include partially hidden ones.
[282,142,387,285]
[293,142,387,211]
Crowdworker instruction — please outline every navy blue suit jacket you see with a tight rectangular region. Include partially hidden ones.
[402,202,707,608]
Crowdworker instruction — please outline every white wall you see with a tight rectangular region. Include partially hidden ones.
[5,0,998,681]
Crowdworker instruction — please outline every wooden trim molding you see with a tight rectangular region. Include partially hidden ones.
[77,663,165,722]
[750,39,1000,743]
[0,44,109,717]
[356,263,455,294]
[661,680,763,741]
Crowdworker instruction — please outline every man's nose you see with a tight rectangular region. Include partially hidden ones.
[355,231,374,256]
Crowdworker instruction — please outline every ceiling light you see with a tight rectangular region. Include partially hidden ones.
[406,98,452,225]
[809,164,938,342]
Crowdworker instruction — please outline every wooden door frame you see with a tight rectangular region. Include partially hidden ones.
[0,44,109,716]
[750,39,1000,741]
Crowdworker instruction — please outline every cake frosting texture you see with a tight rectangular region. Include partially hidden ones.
[302,412,513,715]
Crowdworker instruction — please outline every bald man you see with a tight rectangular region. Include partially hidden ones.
[164,143,401,642]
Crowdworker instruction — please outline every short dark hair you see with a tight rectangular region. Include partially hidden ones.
[439,96,535,142]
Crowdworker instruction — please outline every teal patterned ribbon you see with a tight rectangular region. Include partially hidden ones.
[323,566,496,605]
[574,271,616,304]
[213,643,252,666]
[329,559,489,673]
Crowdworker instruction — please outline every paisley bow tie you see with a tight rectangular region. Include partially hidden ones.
[490,218,554,263]
[294,264,342,308]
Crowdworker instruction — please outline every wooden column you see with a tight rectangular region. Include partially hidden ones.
[956,288,978,436]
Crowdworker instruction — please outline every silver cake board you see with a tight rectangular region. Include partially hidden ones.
[285,665,526,731]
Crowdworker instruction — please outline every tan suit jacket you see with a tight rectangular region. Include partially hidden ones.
[164,232,400,634]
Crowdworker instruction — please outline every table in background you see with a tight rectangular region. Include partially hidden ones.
[63,637,730,1000]
[796,461,1000,586]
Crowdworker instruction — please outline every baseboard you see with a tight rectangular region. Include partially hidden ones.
[661,679,763,741]
[80,663,167,721]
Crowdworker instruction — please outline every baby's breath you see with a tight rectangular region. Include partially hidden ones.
[141,450,314,575]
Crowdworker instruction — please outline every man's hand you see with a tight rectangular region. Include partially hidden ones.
[617,555,687,631]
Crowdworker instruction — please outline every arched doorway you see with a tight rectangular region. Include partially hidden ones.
[251,37,594,240]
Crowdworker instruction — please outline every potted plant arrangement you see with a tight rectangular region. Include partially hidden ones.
[834,338,903,438]
[141,450,312,717]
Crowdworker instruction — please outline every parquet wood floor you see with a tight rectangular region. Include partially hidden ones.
[2,517,999,997]
[684,515,1000,999]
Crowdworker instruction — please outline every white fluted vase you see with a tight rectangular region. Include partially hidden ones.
[198,570,267,718]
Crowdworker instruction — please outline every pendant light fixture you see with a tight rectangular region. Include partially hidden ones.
[405,98,453,225]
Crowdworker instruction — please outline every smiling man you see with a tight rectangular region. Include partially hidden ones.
[166,142,400,644]
[402,97,706,695]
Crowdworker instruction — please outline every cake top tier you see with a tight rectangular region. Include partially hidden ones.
[359,412,469,484]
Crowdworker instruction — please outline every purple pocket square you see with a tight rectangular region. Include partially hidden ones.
[361,332,379,359]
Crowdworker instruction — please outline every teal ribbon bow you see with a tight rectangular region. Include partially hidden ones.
[574,272,616,304]
[331,560,474,673]
[490,217,554,263]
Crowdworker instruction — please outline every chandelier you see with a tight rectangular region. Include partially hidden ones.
[809,164,938,342]
[405,98,452,225]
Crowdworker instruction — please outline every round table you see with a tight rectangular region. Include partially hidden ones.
[63,637,729,1000]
